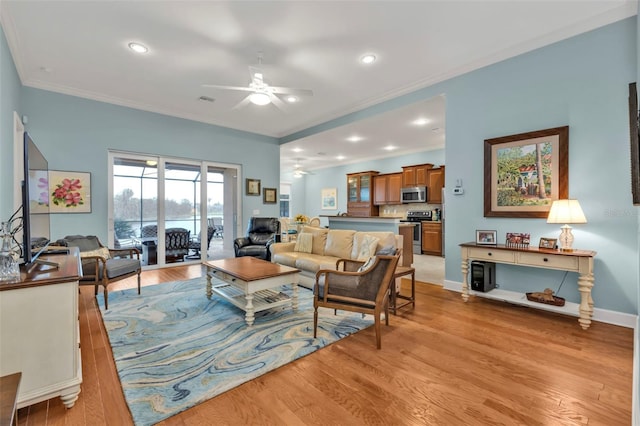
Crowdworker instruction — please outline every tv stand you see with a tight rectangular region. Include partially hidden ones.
[1,248,82,409]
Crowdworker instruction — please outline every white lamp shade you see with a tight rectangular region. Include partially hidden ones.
[249,92,271,106]
[547,199,587,224]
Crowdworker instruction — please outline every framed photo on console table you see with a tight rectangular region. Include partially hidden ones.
[484,126,568,218]
[539,237,557,249]
[476,230,497,245]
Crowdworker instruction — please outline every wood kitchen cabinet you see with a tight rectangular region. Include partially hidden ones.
[373,172,402,205]
[347,171,379,216]
[422,222,442,256]
[402,163,433,187]
[427,166,445,203]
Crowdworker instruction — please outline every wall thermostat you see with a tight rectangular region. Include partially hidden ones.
[453,187,464,195]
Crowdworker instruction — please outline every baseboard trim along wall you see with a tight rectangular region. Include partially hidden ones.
[443,280,637,329]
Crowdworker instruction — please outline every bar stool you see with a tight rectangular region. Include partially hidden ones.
[390,265,416,315]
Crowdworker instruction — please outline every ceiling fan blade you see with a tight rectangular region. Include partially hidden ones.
[270,86,313,97]
[202,84,255,92]
[269,94,289,113]
[232,94,252,110]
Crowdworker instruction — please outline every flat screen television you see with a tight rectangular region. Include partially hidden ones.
[21,132,52,269]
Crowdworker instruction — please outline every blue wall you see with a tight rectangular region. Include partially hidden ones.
[19,88,280,241]
[296,19,639,315]
[0,25,22,220]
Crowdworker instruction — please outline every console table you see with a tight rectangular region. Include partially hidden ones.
[459,242,596,330]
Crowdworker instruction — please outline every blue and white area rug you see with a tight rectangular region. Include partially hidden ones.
[98,277,373,426]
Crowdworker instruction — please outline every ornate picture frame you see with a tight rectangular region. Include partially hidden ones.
[246,178,261,196]
[484,126,568,218]
[48,170,92,213]
[263,187,277,204]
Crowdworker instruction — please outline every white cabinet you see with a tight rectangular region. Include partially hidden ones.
[0,253,82,408]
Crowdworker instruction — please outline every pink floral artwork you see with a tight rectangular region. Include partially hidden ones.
[48,171,91,213]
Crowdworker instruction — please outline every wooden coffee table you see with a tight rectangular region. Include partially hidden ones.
[204,257,300,326]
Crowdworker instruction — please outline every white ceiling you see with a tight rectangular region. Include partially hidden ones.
[1,1,635,173]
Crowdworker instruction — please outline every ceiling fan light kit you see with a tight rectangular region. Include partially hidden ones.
[249,92,271,106]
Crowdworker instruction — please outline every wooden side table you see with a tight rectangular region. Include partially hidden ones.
[1,372,21,426]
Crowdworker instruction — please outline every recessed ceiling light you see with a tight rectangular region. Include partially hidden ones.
[383,145,397,151]
[292,147,303,153]
[146,160,158,166]
[128,42,148,54]
[412,118,429,126]
[285,96,298,103]
[360,54,376,65]
[347,135,363,142]
[336,155,346,160]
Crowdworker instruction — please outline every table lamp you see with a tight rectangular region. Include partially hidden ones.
[546,199,587,252]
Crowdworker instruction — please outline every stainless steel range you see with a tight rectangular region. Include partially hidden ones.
[400,210,433,254]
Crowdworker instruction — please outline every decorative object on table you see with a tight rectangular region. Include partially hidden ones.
[48,170,91,213]
[546,199,587,252]
[98,277,372,426]
[628,83,640,205]
[538,237,557,249]
[294,213,309,223]
[0,219,21,282]
[245,178,261,196]
[484,126,568,218]
[505,232,530,248]
[526,288,565,306]
[475,230,497,245]
[263,187,277,204]
[321,187,337,209]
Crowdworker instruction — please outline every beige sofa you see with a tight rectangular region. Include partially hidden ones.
[270,225,403,289]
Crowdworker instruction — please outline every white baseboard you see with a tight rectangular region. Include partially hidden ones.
[443,279,637,329]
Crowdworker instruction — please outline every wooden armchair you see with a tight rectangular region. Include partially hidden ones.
[314,254,399,349]
[55,235,141,310]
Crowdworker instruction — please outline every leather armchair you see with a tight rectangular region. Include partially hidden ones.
[234,217,280,261]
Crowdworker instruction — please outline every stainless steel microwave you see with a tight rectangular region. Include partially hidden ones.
[401,186,427,203]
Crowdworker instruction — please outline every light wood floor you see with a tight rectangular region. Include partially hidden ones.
[17,265,633,425]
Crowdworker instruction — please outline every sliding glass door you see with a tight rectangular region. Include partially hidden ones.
[108,152,239,268]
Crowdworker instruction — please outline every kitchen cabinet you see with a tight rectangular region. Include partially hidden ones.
[373,172,402,205]
[347,171,379,216]
[427,166,445,203]
[402,163,433,187]
[421,222,442,255]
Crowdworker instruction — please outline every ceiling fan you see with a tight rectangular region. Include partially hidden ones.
[202,53,313,110]
[292,158,314,178]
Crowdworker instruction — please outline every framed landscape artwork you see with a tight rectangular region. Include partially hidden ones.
[484,126,568,218]
[48,170,91,213]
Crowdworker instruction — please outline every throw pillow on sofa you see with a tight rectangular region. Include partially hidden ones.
[294,233,313,253]
[356,234,379,261]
